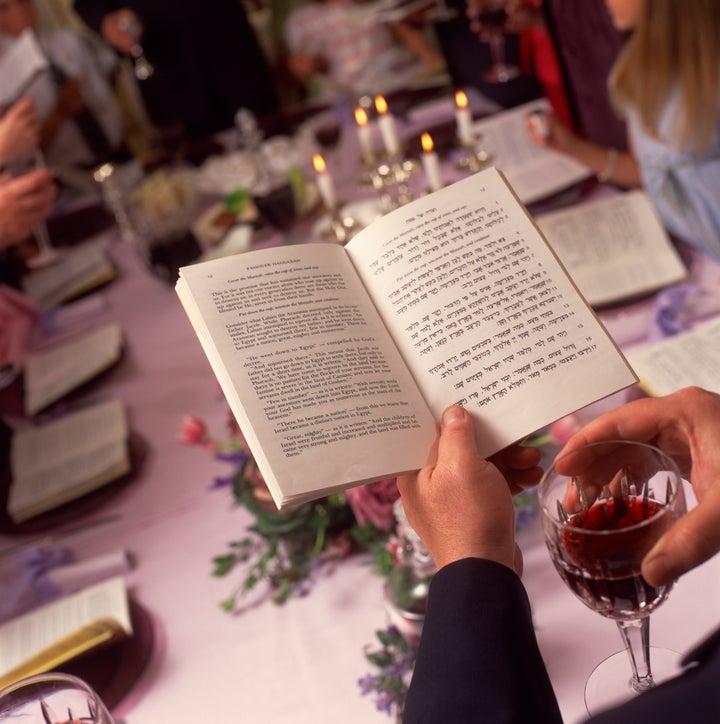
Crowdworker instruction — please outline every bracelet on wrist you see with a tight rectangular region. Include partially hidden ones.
[597,148,619,183]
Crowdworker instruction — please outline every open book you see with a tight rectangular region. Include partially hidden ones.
[22,242,115,310]
[0,575,132,689]
[8,398,130,522]
[535,190,687,307]
[470,100,592,205]
[627,317,720,396]
[24,323,124,416]
[176,168,637,508]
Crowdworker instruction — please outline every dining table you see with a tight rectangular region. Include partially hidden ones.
[1,85,720,724]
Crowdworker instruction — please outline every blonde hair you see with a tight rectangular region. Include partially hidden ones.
[610,0,720,151]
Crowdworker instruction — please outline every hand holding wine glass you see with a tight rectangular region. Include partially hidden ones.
[540,439,686,713]
[1,148,60,266]
[0,163,56,251]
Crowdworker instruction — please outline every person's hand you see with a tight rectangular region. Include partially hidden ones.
[0,169,57,249]
[55,78,86,119]
[0,98,40,162]
[397,405,541,575]
[557,387,720,588]
[525,110,581,155]
[100,9,144,55]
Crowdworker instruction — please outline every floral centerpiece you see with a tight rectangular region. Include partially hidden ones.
[179,406,541,719]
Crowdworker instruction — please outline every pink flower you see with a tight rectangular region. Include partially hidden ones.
[178,414,209,446]
[549,413,583,446]
[345,478,400,531]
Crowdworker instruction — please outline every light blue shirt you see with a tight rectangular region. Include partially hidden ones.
[627,91,720,261]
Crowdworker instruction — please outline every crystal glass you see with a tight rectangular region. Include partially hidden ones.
[0,672,114,723]
[4,148,60,268]
[471,0,520,83]
[539,440,686,714]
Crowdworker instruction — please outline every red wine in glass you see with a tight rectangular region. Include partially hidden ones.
[477,7,508,28]
[553,496,674,620]
[314,122,341,150]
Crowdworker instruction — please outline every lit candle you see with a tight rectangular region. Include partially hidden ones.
[455,90,474,146]
[354,107,374,160]
[420,132,443,191]
[312,153,337,211]
[374,95,400,156]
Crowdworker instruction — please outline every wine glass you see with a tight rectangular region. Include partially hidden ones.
[470,0,520,83]
[5,148,60,268]
[538,440,687,715]
[0,672,114,723]
[117,15,154,81]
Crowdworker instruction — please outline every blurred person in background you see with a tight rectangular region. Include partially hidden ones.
[526,0,720,261]
[0,0,125,195]
[73,0,279,141]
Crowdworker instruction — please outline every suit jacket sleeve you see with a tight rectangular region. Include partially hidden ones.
[403,558,563,724]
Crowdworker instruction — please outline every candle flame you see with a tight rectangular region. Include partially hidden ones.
[374,95,388,115]
[421,132,434,153]
[354,107,368,126]
[455,90,468,109]
[312,153,327,173]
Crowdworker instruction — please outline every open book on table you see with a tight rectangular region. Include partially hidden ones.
[24,323,124,416]
[627,317,720,396]
[470,99,592,205]
[22,242,115,310]
[8,398,130,523]
[535,190,687,307]
[0,575,132,689]
[176,167,637,509]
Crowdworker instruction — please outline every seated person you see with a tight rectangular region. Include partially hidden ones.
[527,0,720,261]
[431,0,543,109]
[0,0,125,196]
[73,0,278,140]
[503,0,628,148]
[398,387,720,722]
[285,0,446,98]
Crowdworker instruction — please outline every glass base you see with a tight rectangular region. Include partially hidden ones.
[27,247,61,268]
[483,65,521,83]
[584,647,682,716]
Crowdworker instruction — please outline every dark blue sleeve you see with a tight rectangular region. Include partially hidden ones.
[403,558,563,724]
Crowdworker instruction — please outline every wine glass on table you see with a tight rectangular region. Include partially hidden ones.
[0,672,114,723]
[5,148,60,268]
[470,0,520,82]
[538,440,687,715]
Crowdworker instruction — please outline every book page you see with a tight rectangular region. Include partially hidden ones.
[9,399,130,522]
[0,576,131,683]
[347,167,637,457]
[627,318,720,396]
[177,244,436,507]
[24,323,124,416]
[536,190,687,306]
[471,100,591,204]
[22,242,114,310]
[0,30,48,107]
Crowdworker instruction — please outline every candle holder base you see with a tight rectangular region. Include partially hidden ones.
[456,143,493,173]
[320,210,363,244]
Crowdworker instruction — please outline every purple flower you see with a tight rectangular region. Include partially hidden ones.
[346,479,400,531]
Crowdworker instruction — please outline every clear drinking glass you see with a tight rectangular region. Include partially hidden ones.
[471,0,520,83]
[538,440,687,714]
[4,148,60,268]
[0,672,114,723]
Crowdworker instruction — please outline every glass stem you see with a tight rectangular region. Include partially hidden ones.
[616,617,655,692]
